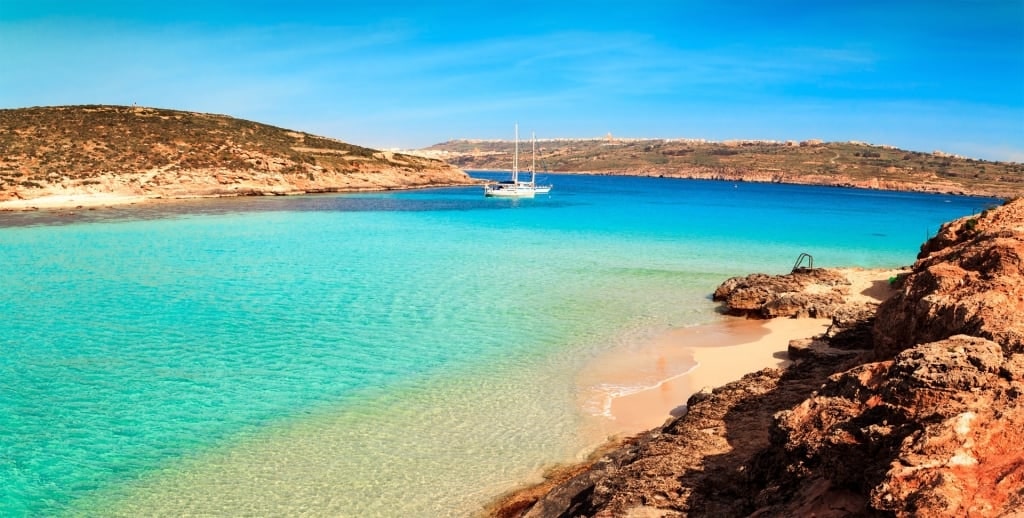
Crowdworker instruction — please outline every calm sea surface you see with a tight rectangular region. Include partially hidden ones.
[0,174,999,516]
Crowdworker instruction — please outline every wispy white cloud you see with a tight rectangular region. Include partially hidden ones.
[1,6,1019,161]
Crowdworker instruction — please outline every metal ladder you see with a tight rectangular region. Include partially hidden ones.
[792,252,814,272]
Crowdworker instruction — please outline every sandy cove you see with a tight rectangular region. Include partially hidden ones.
[575,266,898,443]
[492,267,904,517]
[577,316,831,444]
[498,200,1024,518]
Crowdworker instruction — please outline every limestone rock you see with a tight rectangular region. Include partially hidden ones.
[767,336,1024,517]
[713,268,852,318]
[713,266,901,321]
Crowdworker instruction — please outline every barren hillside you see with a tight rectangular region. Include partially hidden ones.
[0,105,474,207]
[425,138,1022,198]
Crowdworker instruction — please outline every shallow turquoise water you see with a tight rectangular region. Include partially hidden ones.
[0,174,998,516]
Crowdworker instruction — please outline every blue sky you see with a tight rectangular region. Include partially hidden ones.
[3,1,1023,161]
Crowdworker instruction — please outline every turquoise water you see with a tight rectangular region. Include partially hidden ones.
[0,174,999,516]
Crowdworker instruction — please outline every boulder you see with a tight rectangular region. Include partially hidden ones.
[713,268,852,319]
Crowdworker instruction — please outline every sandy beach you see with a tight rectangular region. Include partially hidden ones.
[577,316,831,443]
[576,266,900,443]
[0,192,156,211]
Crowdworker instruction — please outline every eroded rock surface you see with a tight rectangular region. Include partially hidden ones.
[874,199,1024,357]
[713,267,904,320]
[762,335,1024,517]
[713,268,850,318]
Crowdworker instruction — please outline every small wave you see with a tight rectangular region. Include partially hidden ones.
[584,361,701,419]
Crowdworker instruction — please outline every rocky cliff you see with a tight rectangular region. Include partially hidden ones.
[494,197,1023,517]
[0,105,475,207]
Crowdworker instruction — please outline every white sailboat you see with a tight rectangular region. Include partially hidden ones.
[483,124,553,198]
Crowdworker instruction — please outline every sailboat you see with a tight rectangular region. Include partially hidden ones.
[483,124,553,198]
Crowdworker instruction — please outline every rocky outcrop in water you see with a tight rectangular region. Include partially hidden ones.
[493,198,1023,517]
[714,268,863,319]
[713,265,907,321]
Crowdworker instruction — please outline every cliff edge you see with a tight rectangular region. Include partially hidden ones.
[494,197,1023,517]
[0,105,475,209]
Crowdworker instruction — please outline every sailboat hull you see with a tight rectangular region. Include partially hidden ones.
[483,184,537,197]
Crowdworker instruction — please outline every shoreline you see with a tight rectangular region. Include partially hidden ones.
[464,170,1011,200]
[0,192,158,211]
[3,172,1005,213]
[490,315,833,518]
[491,266,903,516]
[575,316,831,446]
[491,199,1023,517]
[0,182,484,212]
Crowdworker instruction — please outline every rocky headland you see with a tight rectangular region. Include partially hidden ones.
[0,105,477,210]
[491,197,1023,517]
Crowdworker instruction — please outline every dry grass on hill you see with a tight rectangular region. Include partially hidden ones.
[428,138,1023,198]
[0,105,465,200]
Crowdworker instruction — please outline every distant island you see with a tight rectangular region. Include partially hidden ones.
[419,137,1022,198]
[0,105,476,210]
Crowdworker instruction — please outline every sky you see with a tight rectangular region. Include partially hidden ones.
[2,1,1023,161]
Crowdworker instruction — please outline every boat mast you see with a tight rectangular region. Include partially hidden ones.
[513,123,519,185]
[531,131,536,185]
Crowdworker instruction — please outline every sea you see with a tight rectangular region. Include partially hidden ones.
[0,173,1000,517]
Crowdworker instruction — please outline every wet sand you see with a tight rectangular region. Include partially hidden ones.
[577,316,831,443]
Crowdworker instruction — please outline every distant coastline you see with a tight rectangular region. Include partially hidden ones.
[482,168,1009,199]
[427,138,1022,199]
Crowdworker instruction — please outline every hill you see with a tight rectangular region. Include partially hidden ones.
[424,138,1022,198]
[0,105,474,209]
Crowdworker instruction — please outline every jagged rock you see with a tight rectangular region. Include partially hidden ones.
[766,336,1024,517]
[874,198,1024,357]
[714,266,903,322]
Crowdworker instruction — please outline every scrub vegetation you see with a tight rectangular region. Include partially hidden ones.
[429,138,1023,198]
